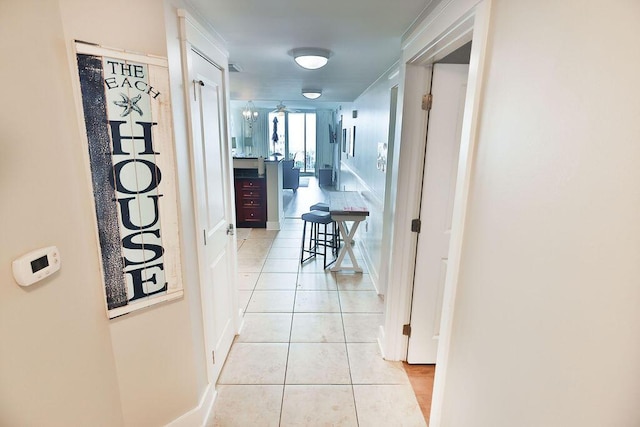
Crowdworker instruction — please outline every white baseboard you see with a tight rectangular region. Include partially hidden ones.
[237,312,246,334]
[377,325,388,360]
[266,221,281,230]
[165,383,217,427]
[356,239,380,294]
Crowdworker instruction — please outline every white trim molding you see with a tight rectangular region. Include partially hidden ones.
[382,62,432,362]
[165,384,217,427]
[177,9,229,62]
[174,8,240,425]
[429,2,492,425]
[381,1,493,426]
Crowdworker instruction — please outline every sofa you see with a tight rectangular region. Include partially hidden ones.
[282,159,300,192]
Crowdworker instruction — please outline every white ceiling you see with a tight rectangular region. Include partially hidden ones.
[188,0,436,109]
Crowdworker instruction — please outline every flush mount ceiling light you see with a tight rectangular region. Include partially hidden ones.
[292,48,331,70]
[302,89,322,100]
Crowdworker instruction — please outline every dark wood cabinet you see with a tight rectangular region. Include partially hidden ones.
[235,177,267,228]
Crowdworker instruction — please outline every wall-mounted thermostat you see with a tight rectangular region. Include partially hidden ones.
[12,246,60,287]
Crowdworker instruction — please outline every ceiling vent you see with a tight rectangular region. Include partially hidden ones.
[229,63,243,73]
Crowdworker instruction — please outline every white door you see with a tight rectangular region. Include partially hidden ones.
[189,49,237,383]
[407,64,469,364]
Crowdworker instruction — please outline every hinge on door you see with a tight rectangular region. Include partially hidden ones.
[402,324,412,337]
[411,218,421,233]
[211,350,215,365]
[203,229,207,245]
[422,93,433,111]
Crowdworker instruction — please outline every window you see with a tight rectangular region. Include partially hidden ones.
[268,112,316,173]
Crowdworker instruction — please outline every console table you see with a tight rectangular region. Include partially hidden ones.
[329,191,369,273]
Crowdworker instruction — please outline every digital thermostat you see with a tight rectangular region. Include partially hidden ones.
[12,246,60,287]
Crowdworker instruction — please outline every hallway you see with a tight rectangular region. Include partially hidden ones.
[208,218,425,426]
[282,175,332,218]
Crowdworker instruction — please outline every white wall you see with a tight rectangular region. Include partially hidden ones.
[0,1,125,425]
[339,69,400,286]
[439,1,640,425]
[0,1,214,425]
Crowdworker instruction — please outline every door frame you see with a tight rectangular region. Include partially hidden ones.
[382,0,492,425]
[175,9,239,422]
[407,63,470,364]
[178,8,240,343]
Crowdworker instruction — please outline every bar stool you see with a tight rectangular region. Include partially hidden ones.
[310,202,329,212]
[300,210,339,269]
[309,202,340,248]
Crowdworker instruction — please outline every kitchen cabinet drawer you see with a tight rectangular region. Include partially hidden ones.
[234,176,267,228]
[239,207,264,223]
[240,179,263,189]
[241,198,263,208]
[241,189,262,199]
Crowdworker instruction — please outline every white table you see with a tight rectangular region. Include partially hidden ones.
[329,192,369,273]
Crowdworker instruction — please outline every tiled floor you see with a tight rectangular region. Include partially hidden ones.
[282,175,331,218]
[208,219,426,426]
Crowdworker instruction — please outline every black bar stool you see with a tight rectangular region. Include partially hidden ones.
[310,202,329,212]
[300,210,339,269]
[309,202,340,248]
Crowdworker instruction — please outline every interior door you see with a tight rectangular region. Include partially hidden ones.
[189,49,237,383]
[407,64,469,364]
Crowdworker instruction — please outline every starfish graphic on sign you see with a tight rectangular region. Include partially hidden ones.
[113,93,143,117]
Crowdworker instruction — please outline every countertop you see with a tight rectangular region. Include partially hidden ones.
[233,169,265,178]
[233,156,283,163]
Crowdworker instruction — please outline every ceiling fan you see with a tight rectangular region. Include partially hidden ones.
[270,101,300,114]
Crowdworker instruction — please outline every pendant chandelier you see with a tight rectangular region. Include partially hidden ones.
[242,101,258,125]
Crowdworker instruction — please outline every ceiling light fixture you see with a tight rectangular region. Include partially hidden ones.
[242,100,258,125]
[302,89,322,100]
[292,48,331,70]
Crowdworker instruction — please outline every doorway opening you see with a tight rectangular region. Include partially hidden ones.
[401,43,471,424]
[382,2,492,424]
[407,43,472,365]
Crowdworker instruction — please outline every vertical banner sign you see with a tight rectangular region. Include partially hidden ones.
[75,43,183,318]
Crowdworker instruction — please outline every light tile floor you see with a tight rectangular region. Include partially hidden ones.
[209,219,426,426]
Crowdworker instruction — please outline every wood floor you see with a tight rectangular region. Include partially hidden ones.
[403,363,436,424]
